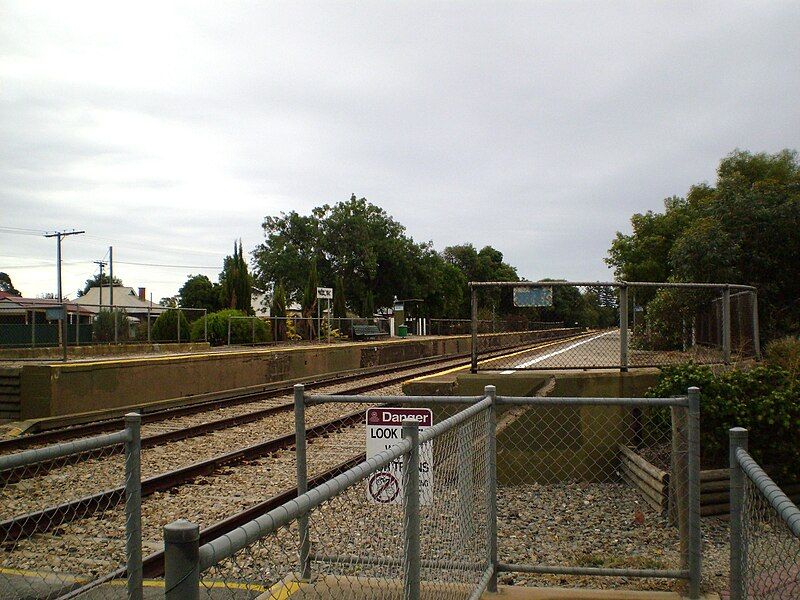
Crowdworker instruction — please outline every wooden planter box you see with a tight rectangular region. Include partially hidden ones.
[619,445,800,518]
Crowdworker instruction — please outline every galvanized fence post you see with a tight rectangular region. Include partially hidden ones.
[687,387,702,599]
[164,519,200,600]
[124,413,143,600]
[485,385,498,593]
[750,291,760,359]
[147,305,151,343]
[729,427,748,600]
[61,302,68,361]
[294,384,311,580]
[619,285,629,372]
[203,309,208,344]
[402,420,420,600]
[470,286,478,373]
[177,308,181,343]
[227,317,232,346]
[251,317,256,344]
[722,286,731,364]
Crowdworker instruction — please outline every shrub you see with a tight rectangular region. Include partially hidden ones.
[151,309,191,343]
[191,309,271,346]
[765,336,800,380]
[92,309,130,342]
[648,363,800,479]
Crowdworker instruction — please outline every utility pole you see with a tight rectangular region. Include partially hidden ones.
[109,246,114,308]
[44,229,85,361]
[94,260,107,308]
[109,246,116,342]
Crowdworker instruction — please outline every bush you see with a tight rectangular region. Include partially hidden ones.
[648,363,800,479]
[191,309,271,346]
[151,309,191,343]
[765,336,800,380]
[92,309,130,342]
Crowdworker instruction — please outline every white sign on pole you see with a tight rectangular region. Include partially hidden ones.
[366,407,433,505]
[316,287,333,300]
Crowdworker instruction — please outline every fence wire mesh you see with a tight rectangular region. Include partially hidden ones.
[471,282,758,371]
[0,432,137,600]
[495,399,692,591]
[0,299,206,360]
[198,406,492,600]
[739,466,800,599]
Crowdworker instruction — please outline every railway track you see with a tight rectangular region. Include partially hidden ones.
[0,328,582,456]
[0,331,589,597]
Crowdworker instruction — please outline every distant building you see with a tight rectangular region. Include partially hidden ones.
[75,286,165,320]
[0,292,93,325]
[251,288,271,318]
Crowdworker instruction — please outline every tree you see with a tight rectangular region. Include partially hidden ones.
[0,272,21,296]
[220,240,253,313]
[179,274,222,312]
[302,261,320,337]
[271,283,288,341]
[79,273,123,296]
[333,276,347,319]
[607,148,800,340]
[362,290,375,320]
[151,309,190,342]
[159,296,178,308]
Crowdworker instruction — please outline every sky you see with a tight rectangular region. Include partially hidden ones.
[1,1,798,302]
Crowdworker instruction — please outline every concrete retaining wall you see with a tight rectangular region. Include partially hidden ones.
[17,329,578,420]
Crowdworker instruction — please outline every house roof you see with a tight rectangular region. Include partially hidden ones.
[0,296,93,315]
[74,286,164,313]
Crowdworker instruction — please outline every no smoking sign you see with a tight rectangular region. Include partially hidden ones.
[366,407,433,505]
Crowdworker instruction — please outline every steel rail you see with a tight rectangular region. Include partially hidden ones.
[0,409,366,541]
[0,328,583,455]
[0,361,484,484]
[0,351,474,452]
[60,455,367,598]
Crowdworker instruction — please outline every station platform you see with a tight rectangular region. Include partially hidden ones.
[1,329,576,425]
[403,332,662,400]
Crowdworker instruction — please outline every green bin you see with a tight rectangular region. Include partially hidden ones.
[398,324,408,338]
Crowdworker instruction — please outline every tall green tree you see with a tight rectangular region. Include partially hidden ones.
[0,272,21,296]
[271,283,288,341]
[333,276,347,318]
[179,274,222,312]
[607,149,800,339]
[220,240,253,313]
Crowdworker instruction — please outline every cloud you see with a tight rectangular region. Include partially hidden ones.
[1,1,798,299]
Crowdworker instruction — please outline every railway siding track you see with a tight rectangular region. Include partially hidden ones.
[0,331,591,595]
[0,408,365,540]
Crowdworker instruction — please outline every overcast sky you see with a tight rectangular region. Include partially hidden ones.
[1,1,798,302]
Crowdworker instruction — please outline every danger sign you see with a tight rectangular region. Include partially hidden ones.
[366,407,433,505]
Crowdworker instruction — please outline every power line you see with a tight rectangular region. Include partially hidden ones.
[0,226,46,236]
[115,260,221,269]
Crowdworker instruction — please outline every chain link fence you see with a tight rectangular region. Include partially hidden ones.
[469,281,759,372]
[163,385,702,598]
[0,414,142,599]
[0,300,207,360]
[429,319,563,336]
[729,428,800,600]
[267,316,392,344]
[165,393,494,600]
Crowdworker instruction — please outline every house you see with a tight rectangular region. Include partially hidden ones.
[74,286,165,321]
[0,292,95,347]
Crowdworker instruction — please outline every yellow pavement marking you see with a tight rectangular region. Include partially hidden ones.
[266,580,305,599]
